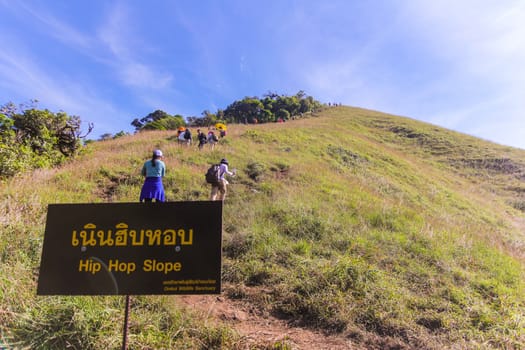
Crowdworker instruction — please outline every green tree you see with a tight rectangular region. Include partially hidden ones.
[275,108,290,121]
[273,95,300,118]
[132,110,170,130]
[141,116,185,130]
[188,110,217,127]
[0,112,15,140]
[129,91,322,129]
[258,109,274,123]
[223,97,264,124]
[0,101,92,177]
[299,95,321,114]
[113,131,129,139]
[132,110,185,131]
[261,91,319,120]
[99,133,114,141]
[12,109,92,157]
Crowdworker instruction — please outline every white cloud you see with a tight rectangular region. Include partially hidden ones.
[395,1,525,146]
[2,1,178,119]
[97,3,133,58]
[96,3,175,92]
[406,1,525,77]
[239,56,247,73]
[120,62,173,89]
[22,5,94,50]
[0,34,129,136]
[8,1,175,93]
[296,1,524,148]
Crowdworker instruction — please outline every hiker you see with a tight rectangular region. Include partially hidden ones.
[207,130,218,150]
[178,129,189,146]
[210,158,235,201]
[197,129,207,150]
[183,128,192,146]
[139,149,166,202]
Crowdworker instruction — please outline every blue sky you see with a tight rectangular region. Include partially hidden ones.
[1,1,524,149]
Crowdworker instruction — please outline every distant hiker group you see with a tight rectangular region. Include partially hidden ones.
[176,123,227,150]
[139,149,235,203]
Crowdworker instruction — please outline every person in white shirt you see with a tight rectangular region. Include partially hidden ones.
[210,158,235,201]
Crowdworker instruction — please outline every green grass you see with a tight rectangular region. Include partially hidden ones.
[1,106,525,349]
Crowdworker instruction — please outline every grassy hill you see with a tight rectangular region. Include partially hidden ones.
[1,106,524,349]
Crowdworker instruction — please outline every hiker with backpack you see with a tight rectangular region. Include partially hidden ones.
[183,128,192,146]
[140,149,166,202]
[207,158,235,201]
[207,130,219,150]
[179,128,192,146]
[197,129,207,150]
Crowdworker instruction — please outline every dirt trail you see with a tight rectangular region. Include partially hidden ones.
[176,293,360,349]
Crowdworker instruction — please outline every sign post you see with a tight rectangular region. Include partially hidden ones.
[122,295,131,350]
[37,201,223,348]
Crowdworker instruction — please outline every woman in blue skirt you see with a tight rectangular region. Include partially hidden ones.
[140,149,166,202]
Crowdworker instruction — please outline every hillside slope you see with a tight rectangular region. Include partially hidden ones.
[1,106,524,349]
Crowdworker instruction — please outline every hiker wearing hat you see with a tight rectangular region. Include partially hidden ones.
[210,158,235,201]
[139,149,166,202]
[207,130,219,150]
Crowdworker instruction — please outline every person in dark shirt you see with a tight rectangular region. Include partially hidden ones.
[197,129,207,150]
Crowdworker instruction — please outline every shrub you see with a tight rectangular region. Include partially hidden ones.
[246,161,266,182]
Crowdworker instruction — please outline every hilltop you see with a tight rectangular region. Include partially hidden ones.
[1,106,524,349]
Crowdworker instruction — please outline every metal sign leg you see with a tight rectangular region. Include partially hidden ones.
[122,295,131,350]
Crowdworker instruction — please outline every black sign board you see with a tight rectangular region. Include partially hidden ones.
[37,201,222,295]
